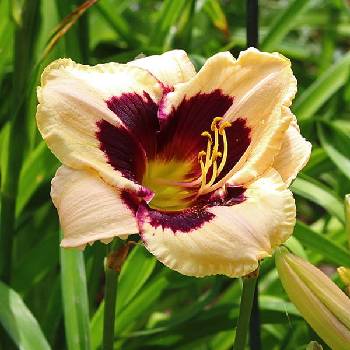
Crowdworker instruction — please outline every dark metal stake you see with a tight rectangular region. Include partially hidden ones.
[246,1,261,349]
[246,0,259,48]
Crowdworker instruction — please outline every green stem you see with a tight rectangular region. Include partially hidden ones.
[103,245,119,350]
[233,275,258,350]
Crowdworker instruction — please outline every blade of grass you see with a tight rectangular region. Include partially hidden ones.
[203,0,229,36]
[291,176,345,223]
[117,245,156,313]
[12,230,58,294]
[0,0,40,282]
[261,0,311,51]
[294,52,350,123]
[150,0,187,47]
[90,247,158,350]
[16,141,58,216]
[44,0,97,62]
[318,122,350,182]
[96,0,138,46]
[60,240,91,350]
[294,221,350,267]
[0,280,51,350]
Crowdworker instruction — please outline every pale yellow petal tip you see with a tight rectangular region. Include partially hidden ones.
[238,48,297,106]
[40,58,75,85]
[241,47,292,66]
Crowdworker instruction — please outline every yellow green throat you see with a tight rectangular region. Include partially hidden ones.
[142,159,195,211]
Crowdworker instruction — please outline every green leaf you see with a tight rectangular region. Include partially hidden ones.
[12,231,58,293]
[203,0,228,34]
[261,0,311,51]
[0,0,40,282]
[0,280,51,350]
[16,141,58,216]
[96,0,137,46]
[150,0,187,47]
[294,221,350,267]
[117,245,156,312]
[116,269,171,335]
[294,52,350,122]
[291,176,345,222]
[318,122,350,182]
[60,243,91,350]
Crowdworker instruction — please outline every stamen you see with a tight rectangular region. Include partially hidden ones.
[198,151,207,188]
[211,117,223,131]
[201,131,212,143]
[217,122,231,175]
[201,131,213,172]
[197,117,232,194]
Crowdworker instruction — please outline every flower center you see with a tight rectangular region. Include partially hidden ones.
[197,117,231,195]
[142,159,195,211]
[142,117,232,212]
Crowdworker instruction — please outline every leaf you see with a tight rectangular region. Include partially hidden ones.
[0,0,40,282]
[42,0,98,61]
[261,0,311,51]
[318,122,350,182]
[150,0,188,47]
[203,0,229,35]
[0,280,51,350]
[60,243,91,350]
[294,221,350,267]
[117,245,157,313]
[96,0,137,46]
[91,271,170,349]
[291,176,345,222]
[294,52,350,122]
[12,231,58,293]
[16,141,58,216]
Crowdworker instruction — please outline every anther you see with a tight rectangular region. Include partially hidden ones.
[201,131,212,143]
[219,121,232,135]
[212,151,222,160]
[211,117,223,131]
[198,150,206,160]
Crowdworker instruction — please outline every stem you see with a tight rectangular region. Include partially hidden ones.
[233,275,258,350]
[249,283,261,350]
[103,245,119,350]
[246,0,259,48]
[243,2,261,349]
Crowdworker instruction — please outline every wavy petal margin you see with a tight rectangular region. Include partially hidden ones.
[140,169,295,277]
[128,50,196,87]
[51,166,138,248]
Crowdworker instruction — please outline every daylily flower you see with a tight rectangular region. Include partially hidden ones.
[36,48,311,277]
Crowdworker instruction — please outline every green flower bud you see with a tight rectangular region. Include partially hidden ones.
[275,247,350,350]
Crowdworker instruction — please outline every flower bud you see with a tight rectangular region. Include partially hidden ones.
[306,341,323,350]
[275,247,350,350]
[338,266,350,296]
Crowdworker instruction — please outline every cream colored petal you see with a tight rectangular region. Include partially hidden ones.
[273,112,312,185]
[51,166,138,248]
[36,58,163,192]
[140,169,295,277]
[128,50,196,86]
[160,48,296,190]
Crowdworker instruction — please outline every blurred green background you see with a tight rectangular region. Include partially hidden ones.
[0,0,350,349]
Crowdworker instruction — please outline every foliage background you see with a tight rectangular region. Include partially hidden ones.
[0,0,350,349]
